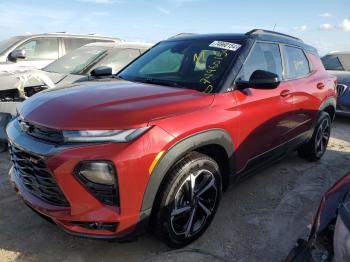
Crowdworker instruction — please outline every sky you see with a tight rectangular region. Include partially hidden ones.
[0,0,349,55]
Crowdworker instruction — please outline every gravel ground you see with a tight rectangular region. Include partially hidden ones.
[0,116,349,262]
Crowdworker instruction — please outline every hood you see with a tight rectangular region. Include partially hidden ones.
[0,69,66,92]
[19,81,214,130]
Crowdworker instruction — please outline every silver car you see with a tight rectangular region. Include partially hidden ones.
[0,41,152,151]
[0,33,120,71]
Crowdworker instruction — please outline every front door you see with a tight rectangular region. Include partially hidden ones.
[233,42,294,171]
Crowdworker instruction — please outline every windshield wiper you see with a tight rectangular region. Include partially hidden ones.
[141,78,184,88]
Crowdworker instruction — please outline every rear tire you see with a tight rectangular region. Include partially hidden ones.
[154,152,222,248]
[298,112,331,161]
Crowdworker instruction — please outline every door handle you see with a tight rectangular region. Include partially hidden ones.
[280,89,291,97]
[317,83,325,89]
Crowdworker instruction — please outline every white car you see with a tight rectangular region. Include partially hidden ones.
[0,41,153,151]
[0,33,120,71]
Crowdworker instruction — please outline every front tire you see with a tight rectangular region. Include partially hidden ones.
[155,152,222,248]
[298,112,331,161]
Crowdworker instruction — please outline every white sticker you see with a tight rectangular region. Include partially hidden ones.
[209,41,241,51]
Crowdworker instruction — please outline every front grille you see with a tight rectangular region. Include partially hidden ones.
[9,144,70,207]
[336,84,348,97]
[18,118,64,144]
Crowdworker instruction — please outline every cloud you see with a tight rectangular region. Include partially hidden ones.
[167,0,200,6]
[338,19,350,31]
[319,13,331,18]
[92,11,111,16]
[156,6,170,14]
[319,19,350,31]
[293,25,307,32]
[77,0,123,4]
[319,23,334,30]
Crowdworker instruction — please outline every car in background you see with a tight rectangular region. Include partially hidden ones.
[0,33,121,71]
[322,52,350,115]
[0,42,153,151]
[285,173,350,262]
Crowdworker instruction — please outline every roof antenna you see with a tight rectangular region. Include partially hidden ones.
[272,24,277,31]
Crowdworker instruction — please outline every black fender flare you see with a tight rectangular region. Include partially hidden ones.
[140,128,234,214]
[319,96,336,120]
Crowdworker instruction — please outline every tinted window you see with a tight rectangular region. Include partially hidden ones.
[119,40,240,93]
[18,38,59,60]
[237,42,283,81]
[284,46,310,79]
[99,48,141,74]
[63,38,110,53]
[321,54,350,71]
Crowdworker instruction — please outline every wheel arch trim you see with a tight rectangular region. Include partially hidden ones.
[140,128,234,213]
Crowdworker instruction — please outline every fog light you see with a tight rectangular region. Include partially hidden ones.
[78,162,115,185]
[75,161,119,206]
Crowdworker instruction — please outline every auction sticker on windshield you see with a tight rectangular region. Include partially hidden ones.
[209,41,241,51]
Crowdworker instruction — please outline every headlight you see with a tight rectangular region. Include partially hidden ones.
[63,126,151,143]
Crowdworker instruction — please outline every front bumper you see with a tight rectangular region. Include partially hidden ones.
[6,119,173,239]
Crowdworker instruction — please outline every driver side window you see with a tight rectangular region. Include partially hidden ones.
[237,42,283,81]
[17,38,59,60]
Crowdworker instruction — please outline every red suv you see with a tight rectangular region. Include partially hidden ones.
[7,30,337,247]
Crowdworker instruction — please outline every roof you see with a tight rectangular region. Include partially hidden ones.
[14,33,121,42]
[164,29,318,54]
[326,51,350,55]
[84,41,153,49]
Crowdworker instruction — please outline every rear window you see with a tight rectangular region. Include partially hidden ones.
[322,55,350,71]
[284,46,310,79]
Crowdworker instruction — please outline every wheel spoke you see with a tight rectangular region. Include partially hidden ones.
[189,173,196,200]
[171,205,191,217]
[198,200,212,216]
[185,207,196,237]
[197,176,215,197]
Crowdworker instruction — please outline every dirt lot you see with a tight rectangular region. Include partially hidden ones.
[0,116,349,262]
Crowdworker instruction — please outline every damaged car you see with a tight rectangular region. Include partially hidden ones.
[0,42,153,151]
[285,173,350,262]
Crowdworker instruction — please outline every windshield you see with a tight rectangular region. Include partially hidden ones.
[0,36,24,55]
[44,46,108,75]
[118,40,241,93]
[321,54,350,71]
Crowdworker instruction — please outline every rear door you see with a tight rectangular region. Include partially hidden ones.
[282,45,316,138]
[234,42,294,167]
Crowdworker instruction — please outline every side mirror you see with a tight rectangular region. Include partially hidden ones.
[237,70,280,90]
[9,49,26,62]
[90,66,113,78]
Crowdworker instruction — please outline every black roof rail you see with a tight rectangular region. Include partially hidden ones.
[246,29,302,42]
[168,33,196,39]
